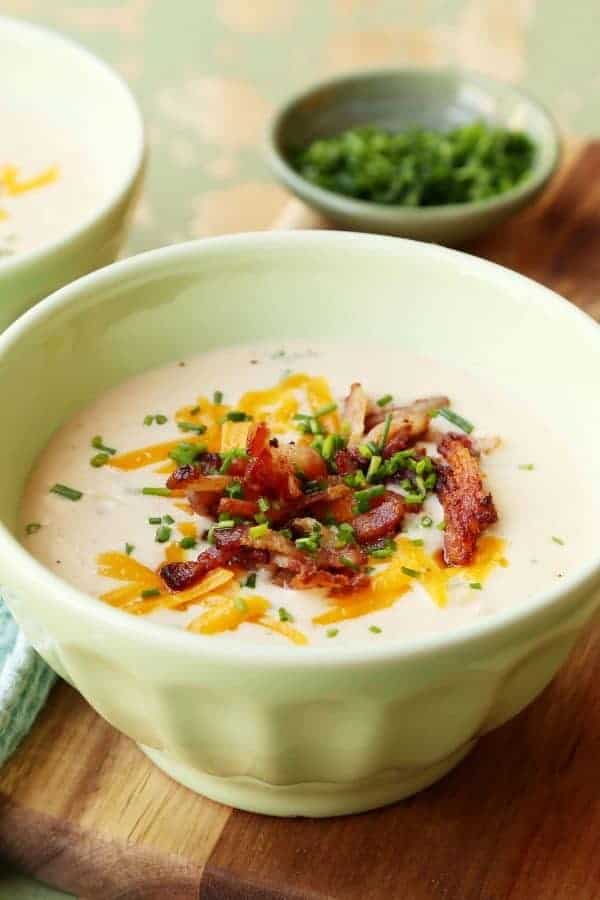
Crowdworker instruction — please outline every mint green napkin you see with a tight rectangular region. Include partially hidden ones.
[0,600,56,767]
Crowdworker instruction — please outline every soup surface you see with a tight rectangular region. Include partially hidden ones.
[0,107,100,260]
[20,342,592,646]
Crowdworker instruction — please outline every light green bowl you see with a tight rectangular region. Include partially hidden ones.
[1,232,599,817]
[267,69,560,244]
[0,16,146,331]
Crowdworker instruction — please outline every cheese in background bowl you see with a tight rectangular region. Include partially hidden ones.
[0,16,145,330]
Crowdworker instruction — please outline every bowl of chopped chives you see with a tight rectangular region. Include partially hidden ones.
[267,68,560,244]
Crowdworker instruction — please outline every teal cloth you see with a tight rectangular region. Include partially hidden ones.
[0,600,56,767]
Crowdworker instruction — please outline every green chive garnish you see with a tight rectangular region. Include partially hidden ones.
[257,497,270,513]
[219,448,247,474]
[163,514,175,525]
[148,516,162,525]
[376,394,393,407]
[179,536,197,550]
[401,566,420,578]
[25,522,41,535]
[421,515,433,528]
[225,480,244,499]
[91,435,116,455]
[326,628,339,638]
[90,452,110,468]
[140,587,161,599]
[278,607,293,622]
[411,538,424,547]
[50,483,83,501]
[213,390,223,405]
[379,413,392,451]
[469,582,483,590]
[177,421,207,434]
[155,525,172,543]
[245,572,257,588]
[143,415,154,426]
[314,402,337,418]
[142,487,172,497]
[436,521,446,531]
[552,536,565,546]
[155,414,168,425]
[354,484,385,513]
[336,523,355,547]
[234,596,248,612]
[169,443,205,467]
[366,455,382,482]
[431,407,474,434]
[369,625,382,634]
[249,523,269,539]
[125,542,135,555]
[190,405,201,415]
[519,463,535,471]
[225,410,252,422]
[367,537,396,559]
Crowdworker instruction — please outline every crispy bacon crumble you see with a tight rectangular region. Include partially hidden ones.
[159,384,499,596]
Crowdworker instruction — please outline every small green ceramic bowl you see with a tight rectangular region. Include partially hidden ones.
[267,69,560,244]
[0,16,146,332]
[1,232,600,818]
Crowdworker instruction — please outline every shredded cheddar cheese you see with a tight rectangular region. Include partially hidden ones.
[187,594,270,634]
[0,163,59,196]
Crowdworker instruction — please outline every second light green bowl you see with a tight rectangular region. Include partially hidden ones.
[268,69,561,244]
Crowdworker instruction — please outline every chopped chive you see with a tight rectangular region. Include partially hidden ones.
[257,497,270,513]
[358,443,373,460]
[379,413,392,451]
[340,555,359,569]
[169,442,205,467]
[148,516,162,525]
[469,582,483,590]
[214,519,235,529]
[50,483,83,501]
[155,414,168,425]
[366,455,382,482]
[245,572,257,588]
[436,520,446,531]
[296,535,320,553]
[162,514,175,525]
[552,536,565,546]
[225,480,244,499]
[314,402,337,418]
[226,410,253,422]
[140,587,161,599]
[376,394,393,407]
[234,596,248,612]
[177,421,207,434]
[190,405,201,415]
[321,433,336,461]
[401,566,420,578]
[219,448,247,474]
[91,435,116,455]
[213,390,223,405]
[249,522,269,539]
[369,625,382,634]
[278,606,294,622]
[125,542,135,555]
[411,538,424,547]
[519,463,535,471]
[25,522,41,535]
[90,452,109,468]
[354,484,385,513]
[367,537,396,559]
[431,407,474,434]
[142,487,172,497]
[143,414,154,426]
[179,536,197,550]
[336,523,355,547]
[155,525,172,543]
[326,628,339,638]
[279,528,293,539]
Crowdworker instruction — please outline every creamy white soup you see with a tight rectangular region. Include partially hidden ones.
[1,107,100,260]
[20,342,593,647]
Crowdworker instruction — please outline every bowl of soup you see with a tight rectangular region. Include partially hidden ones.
[1,231,599,817]
[0,16,145,330]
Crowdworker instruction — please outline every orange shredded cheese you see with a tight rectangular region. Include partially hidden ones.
[258,617,309,645]
[186,594,269,634]
[0,163,59,196]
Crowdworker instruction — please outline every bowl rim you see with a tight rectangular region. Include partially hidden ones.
[1,230,599,667]
[0,14,146,278]
[266,66,562,222]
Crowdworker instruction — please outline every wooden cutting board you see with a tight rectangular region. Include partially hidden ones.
[1,142,600,900]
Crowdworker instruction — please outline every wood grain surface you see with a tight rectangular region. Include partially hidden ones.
[1,143,599,900]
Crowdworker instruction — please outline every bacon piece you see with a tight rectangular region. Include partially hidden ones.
[244,422,303,501]
[290,568,369,593]
[352,491,406,545]
[280,444,327,481]
[217,497,258,520]
[343,383,369,446]
[161,546,229,591]
[365,395,450,432]
[436,434,498,566]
